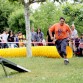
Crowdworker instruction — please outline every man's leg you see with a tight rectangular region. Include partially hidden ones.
[61,39,69,65]
[56,40,64,58]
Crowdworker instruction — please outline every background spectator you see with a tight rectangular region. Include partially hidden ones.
[14,33,19,47]
[7,30,15,48]
[34,28,44,46]
[0,30,8,48]
[31,28,36,46]
[69,24,78,54]
[71,24,78,39]
[18,32,25,47]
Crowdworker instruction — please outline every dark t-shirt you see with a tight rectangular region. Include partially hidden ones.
[47,30,54,42]
[47,30,55,46]
[7,35,14,42]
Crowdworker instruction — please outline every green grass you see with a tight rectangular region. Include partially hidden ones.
[0,56,83,83]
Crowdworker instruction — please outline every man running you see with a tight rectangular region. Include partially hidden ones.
[49,17,71,65]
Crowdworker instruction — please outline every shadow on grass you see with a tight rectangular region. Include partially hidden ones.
[0,70,27,79]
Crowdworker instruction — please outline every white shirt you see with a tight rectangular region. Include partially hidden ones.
[71,29,78,39]
[1,33,9,42]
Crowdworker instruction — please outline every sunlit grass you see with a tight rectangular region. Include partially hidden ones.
[0,56,83,83]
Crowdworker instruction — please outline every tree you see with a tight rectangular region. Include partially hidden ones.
[32,1,83,36]
[62,3,83,34]
[8,8,25,33]
[8,0,46,57]
[53,0,83,3]
[0,0,14,33]
[32,1,63,36]
[73,0,83,3]
[24,0,46,57]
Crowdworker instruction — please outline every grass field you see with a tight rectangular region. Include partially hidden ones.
[0,56,83,83]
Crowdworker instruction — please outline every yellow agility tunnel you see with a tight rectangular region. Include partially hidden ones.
[0,46,73,58]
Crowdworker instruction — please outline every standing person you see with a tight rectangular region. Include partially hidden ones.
[34,28,44,46]
[71,24,78,39]
[31,28,36,46]
[49,17,71,65]
[1,30,9,48]
[14,33,19,47]
[7,30,15,48]
[18,32,25,47]
[69,24,78,53]
[46,26,55,46]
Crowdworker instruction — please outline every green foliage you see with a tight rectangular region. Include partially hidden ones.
[32,2,63,36]
[0,0,14,33]
[0,0,83,35]
[32,2,83,36]
[0,0,23,33]
[62,3,83,35]
[8,8,25,33]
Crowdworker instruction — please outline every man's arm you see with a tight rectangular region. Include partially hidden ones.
[49,24,55,40]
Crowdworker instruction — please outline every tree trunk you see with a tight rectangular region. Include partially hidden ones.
[24,2,32,57]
